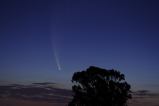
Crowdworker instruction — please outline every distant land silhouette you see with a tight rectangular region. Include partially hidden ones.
[0,82,72,103]
[0,82,159,106]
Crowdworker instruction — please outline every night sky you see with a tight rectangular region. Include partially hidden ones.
[0,0,159,92]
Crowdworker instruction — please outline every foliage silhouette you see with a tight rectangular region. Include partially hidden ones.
[69,66,132,106]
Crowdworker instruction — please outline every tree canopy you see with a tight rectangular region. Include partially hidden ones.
[69,66,132,106]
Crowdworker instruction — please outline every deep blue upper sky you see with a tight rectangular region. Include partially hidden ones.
[0,0,159,91]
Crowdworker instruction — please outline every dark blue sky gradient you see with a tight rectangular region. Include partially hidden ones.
[0,0,159,91]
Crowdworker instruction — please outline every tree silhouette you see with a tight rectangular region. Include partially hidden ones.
[69,66,132,106]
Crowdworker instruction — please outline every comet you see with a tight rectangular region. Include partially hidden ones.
[50,34,62,71]
[53,47,61,71]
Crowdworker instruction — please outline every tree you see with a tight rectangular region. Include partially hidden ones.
[69,66,132,106]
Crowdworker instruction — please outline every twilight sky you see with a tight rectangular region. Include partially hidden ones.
[0,0,159,92]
